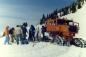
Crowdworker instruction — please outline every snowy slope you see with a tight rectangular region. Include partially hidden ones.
[62,2,86,40]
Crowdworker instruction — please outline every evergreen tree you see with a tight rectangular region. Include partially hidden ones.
[67,5,71,14]
[40,14,46,24]
[77,2,82,9]
[57,9,62,17]
[60,8,64,16]
[53,9,58,16]
[77,0,84,5]
[63,6,69,15]
[48,14,51,18]
[50,13,54,19]
[53,9,58,19]
[71,2,77,13]
[46,14,49,19]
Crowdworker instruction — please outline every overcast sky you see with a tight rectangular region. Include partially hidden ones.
[0,0,75,25]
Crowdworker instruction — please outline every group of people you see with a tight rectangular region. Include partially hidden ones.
[2,23,47,45]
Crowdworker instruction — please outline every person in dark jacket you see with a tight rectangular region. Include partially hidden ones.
[29,25,35,42]
[9,27,15,43]
[21,25,28,44]
[41,26,46,41]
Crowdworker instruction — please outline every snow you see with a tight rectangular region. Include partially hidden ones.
[0,40,86,57]
[0,37,86,57]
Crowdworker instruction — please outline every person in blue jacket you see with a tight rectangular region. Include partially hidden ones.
[29,25,35,42]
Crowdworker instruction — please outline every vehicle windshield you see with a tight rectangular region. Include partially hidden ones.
[57,19,65,25]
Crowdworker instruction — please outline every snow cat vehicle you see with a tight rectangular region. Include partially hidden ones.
[44,18,83,47]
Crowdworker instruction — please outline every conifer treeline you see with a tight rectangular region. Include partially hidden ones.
[40,0,86,24]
